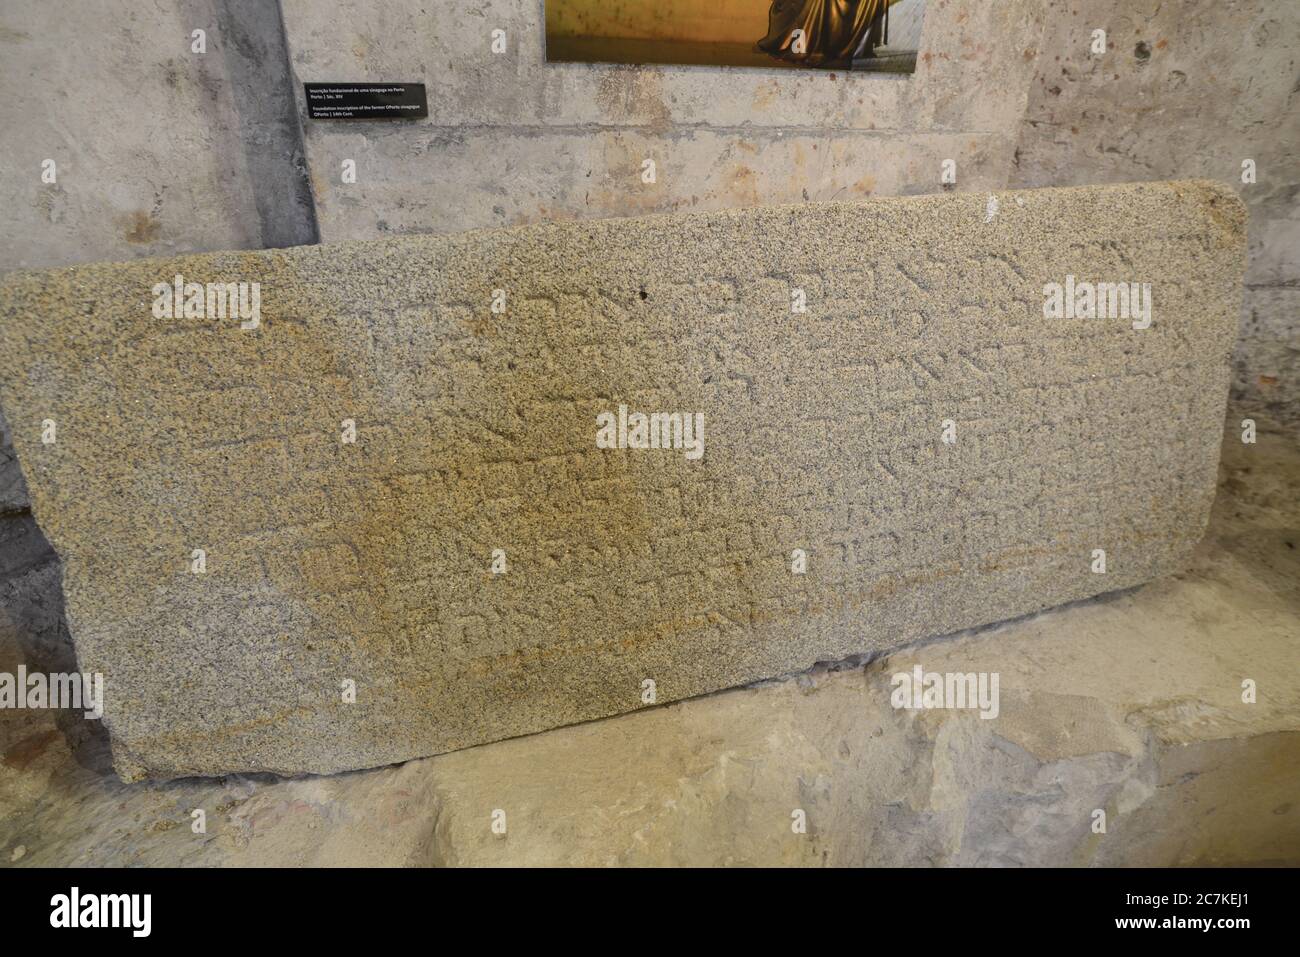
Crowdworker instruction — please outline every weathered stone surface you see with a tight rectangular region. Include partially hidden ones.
[1011,1,1300,431]
[0,181,1245,781]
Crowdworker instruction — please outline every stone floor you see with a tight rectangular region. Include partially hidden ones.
[0,417,1295,866]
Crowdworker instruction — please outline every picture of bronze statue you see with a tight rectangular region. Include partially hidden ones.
[546,0,924,73]
[756,0,893,67]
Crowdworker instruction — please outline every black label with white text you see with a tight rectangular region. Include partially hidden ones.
[304,83,428,120]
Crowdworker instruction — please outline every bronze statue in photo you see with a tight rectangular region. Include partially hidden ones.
[757,0,893,67]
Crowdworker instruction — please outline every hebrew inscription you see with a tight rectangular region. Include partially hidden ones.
[0,181,1245,780]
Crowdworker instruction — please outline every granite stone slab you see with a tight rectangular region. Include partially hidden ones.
[0,181,1245,780]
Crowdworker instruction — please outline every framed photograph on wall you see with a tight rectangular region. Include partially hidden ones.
[545,0,926,73]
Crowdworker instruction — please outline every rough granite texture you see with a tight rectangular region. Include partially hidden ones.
[0,181,1245,781]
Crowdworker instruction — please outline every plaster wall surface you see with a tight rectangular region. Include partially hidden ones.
[0,0,300,273]
[280,0,1038,241]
